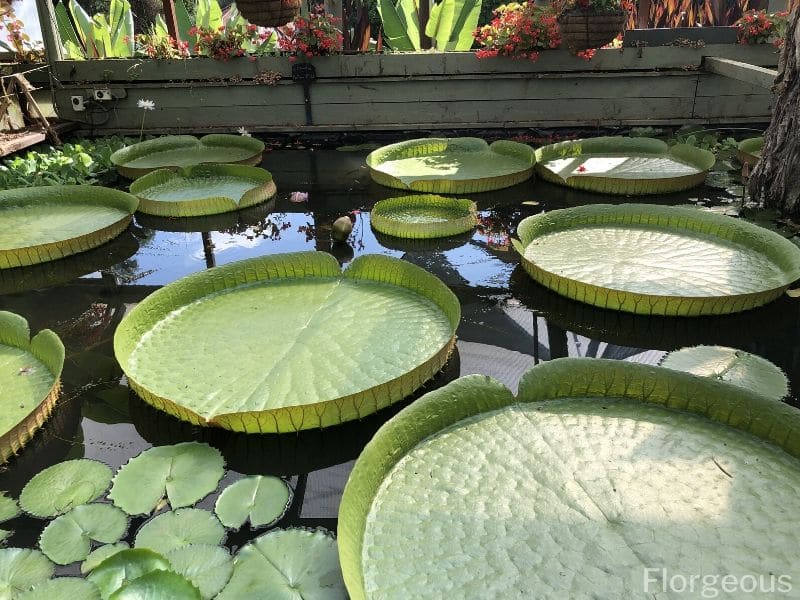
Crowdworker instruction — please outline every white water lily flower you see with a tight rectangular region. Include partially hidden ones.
[137,99,156,111]
[238,126,252,137]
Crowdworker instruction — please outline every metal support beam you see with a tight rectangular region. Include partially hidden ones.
[704,56,777,89]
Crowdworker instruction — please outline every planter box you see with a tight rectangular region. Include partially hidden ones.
[624,27,739,47]
[48,44,779,134]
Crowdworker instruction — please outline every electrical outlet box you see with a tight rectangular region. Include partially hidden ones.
[70,95,86,112]
[93,88,113,101]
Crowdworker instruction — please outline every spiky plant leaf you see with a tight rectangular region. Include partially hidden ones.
[370,195,478,240]
[108,570,200,600]
[87,549,169,600]
[134,509,224,556]
[166,545,232,599]
[514,204,800,316]
[113,252,459,433]
[0,494,19,523]
[0,548,54,598]
[18,577,100,600]
[214,476,292,530]
[20,459,112,518]
[81,543,130,575]
[216,529,344,599]
[366,138,535,194]
[660,346,789,400]
[39,504,128,565]
[108,443,224,516]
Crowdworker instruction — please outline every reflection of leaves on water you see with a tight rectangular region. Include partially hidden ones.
[226,213,294,241]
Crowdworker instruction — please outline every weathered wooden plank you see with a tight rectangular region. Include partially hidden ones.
[696,72,772,96]
[704,56,777,89]
[693,94,773,118]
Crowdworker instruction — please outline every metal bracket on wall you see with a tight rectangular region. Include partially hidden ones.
[292,63,316,126]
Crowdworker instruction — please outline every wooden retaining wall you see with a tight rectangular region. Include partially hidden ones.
[48,44,779,134]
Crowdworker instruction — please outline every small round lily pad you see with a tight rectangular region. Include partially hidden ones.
[371,195,478,239]
[20,459,112,518]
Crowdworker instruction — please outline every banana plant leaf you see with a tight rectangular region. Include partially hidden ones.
[0,186,138,270]
[370,194,477,239]
[737,137,763,167]
[512,203,800,316]
[378,0,420,50]
[0,312,64,464]
[113,252,460,433]
[338,358,800,599]
[425,0,481,50]
[129,165,277,218]
[535,137,716,195]
[367,138,535,194]
[111,136,265,179]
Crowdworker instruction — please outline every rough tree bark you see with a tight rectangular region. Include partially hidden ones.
[748,7,800,217]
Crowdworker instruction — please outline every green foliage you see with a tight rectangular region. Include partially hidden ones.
[18,577,101,600]
[379,0,481,50]
[0,548,54,598]
[81,544,130,575]
[214,476,292,530]
[134,509,225,555]
[166,545,232,599]
[39,504,128,565]
[87,549,170,599]
[0,137,130,189]
[19,460,112,519]
[108,570,200,600]
[63,0,135,59]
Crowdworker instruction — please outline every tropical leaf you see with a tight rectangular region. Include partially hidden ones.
[660,346,789,400]
[81,543,130,575]
[534,137,715,195]
[54,3,82,55]
[214,476,292,530]
[109,443,224,516]
[134,509,225,556]
[378,0,419,50]
[113,252,460,433]
[166,545,232,599]
[108,570,200,600]
[68,0,95,55]
[367,138,535,194]
[0,186,138,269]
[0,548,54,598]
[128,165,277,218]
[87,549,170,599]
[370,194,477,239]
[216,529,345,599]
[19,459,112,518]
[108,0,134,57]
[338,359,800,599]
[513,204,800,316]
[174,0,193,44]
[18,577,101,600]
[425,0,480,50]
[196,0,224,31]
[0,312,64,464]
[111,135,265,179]
[39,504,128,565]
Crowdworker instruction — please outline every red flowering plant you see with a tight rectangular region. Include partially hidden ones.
[278,5,344,61]
[191,22,275,61]
[0,5,44,63]
[735,10,789,48]
[134,34,190,59]
[473,2,561,60]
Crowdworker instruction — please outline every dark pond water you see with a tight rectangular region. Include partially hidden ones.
[1,142,799,564]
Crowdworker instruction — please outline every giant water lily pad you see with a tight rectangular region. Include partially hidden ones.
[0,312,64,463]
[128,165,277,218]
[370,195,478,239]
[0,186,138,269]
[339,358,800,599]
[366,138,535,194]
[512,204,800,316]
[535,137,715,195]
[737,136,763,166]
[114,252,459,433]
[111,135,265,179]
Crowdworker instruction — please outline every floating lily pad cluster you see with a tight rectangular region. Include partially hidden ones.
[0,442,344,599]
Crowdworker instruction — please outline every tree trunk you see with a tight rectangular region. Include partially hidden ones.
[748,7,800,217]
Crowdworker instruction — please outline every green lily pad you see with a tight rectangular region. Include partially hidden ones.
[217,528,345,599]
[20,459,112,518]
[87,548,170,599]
[128,165,277,218]
[114,252,459,433]
[0,494,18,543]
[134,509,225,556]
[39,504,128,565]
[108,570,200,600]
[214,475,292,530]
[370,195,478,239]
[81,543,130,575]
[737,136,763,166]
[535,137,715,194]
[18,577,100,600]
[111,135,265,179]
[0,548,54,598]
[0,186,138,269]
[661,346,789,400]
[366,138,535,194]
[513,204,800,316]
[339,358,800,599]
[166,545,232,599]
[108,442,224,516]
[0,312,64,464]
